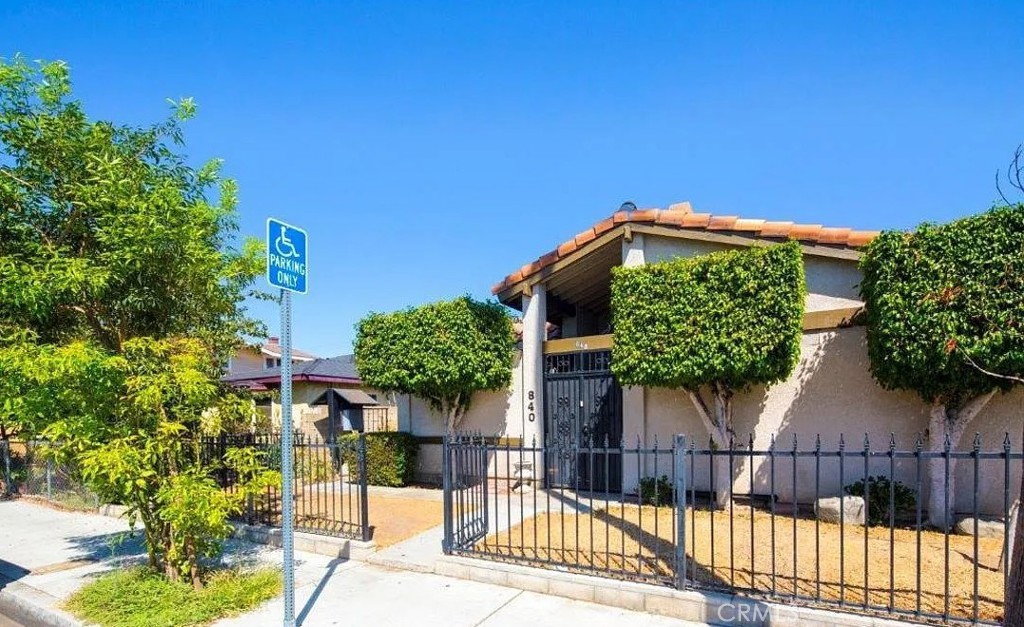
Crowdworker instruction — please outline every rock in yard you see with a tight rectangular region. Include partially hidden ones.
[815,496,865,526]
[954,516,1005,538]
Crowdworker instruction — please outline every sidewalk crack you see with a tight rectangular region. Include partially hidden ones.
[472,589,524,626]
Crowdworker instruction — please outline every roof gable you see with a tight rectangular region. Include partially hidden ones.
[492,202,880,299]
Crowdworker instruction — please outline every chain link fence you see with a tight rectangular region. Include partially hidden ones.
[0,440,99,511]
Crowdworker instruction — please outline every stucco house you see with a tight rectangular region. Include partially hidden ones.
[403,201,1022,514]
[224,354,397,440]
[226,336,317,377]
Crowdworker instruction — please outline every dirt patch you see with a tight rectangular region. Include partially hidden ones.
[365,495,443,548]
[257,486,443,548]
[480,504,1005,622]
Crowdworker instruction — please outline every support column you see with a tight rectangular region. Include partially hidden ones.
[521,284,546,451]
[621,234,646,492]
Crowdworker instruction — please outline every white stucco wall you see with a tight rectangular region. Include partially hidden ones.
[643,234,863,302]
[399,351,526,481]
[639,327,1023,516]
[228,348,265,375]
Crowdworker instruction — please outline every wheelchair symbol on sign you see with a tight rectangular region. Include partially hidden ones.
[274,225,299,258]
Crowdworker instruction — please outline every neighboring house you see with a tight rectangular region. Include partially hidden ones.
[403,202,1022,513]
[226,336,317,376]
[223,354,397,441]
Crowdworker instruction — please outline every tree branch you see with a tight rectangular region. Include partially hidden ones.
[960,347,1024,384]
[686,389,717,433]
[0,167,36,191]
[997,144,1024,206]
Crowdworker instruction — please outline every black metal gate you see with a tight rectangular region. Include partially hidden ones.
[543,350,622,492]
[442,434,489,552]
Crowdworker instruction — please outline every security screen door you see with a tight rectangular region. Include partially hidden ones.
[543,350,622,492]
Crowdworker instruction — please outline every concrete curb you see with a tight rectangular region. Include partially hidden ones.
[432,556,913,627]
[230,523,377,560]
[93,502,379,561]
[0,579,82,627]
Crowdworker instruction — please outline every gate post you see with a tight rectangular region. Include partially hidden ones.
[441,433,453,553]
[358,433,371,542]
[673,434,688,590]
[480,435,489,535]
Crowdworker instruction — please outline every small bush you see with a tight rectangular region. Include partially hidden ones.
[844,475,916,526]
[341,432,418,487]
[65,566,280,627]
[639,475,674,506]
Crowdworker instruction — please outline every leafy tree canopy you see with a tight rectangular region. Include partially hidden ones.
[611,241,806,392]
[0,56,273,587]
[0,55,264,358]
[859,204,1024,407]
[354,296,515,430]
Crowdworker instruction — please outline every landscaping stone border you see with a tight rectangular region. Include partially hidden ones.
[434,556,916,627]
[95,502,377,560]
[230,523,376,560]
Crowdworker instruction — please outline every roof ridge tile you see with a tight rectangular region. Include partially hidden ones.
[492,203,879,295]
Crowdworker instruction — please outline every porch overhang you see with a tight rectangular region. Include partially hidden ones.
[540,303,865,357]
[493,205,877,310]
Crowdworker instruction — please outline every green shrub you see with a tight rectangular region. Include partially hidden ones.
[638,475,674,506]
[341,432,418,487]
[65,566,280,627]
[354,296,515,433]
[844,475,916,526]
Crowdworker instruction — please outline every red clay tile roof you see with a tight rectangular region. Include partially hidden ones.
[491,202,880,295]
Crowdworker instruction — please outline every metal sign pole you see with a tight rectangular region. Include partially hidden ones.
[266,217,306,627]
[280,288,295,627]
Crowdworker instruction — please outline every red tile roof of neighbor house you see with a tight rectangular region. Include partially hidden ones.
[491,202,882,295]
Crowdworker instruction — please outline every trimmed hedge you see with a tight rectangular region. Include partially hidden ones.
[611,241,806,391]
[353,296,515,425]
[859,204,1024,405]
[341,432,419,487]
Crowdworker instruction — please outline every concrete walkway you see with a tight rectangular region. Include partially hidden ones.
[0,500,703,627]
[368,485,614,572]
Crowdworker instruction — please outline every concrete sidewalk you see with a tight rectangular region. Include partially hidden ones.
[0,500,702,627]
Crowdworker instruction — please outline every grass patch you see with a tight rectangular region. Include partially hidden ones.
[65,566,281,627]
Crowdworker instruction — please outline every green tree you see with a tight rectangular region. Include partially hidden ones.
[0,335,122,441]
[354,296,516,433]
[859,205,1024,529]
[45,338,277,588]
[611,242,806,505]
[0,56,273,588]
[0,55,264,359]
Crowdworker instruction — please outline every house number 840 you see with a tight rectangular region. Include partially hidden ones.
[527,390,536,422]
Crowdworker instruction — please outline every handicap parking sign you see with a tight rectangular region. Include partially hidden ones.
[266,218,308,294]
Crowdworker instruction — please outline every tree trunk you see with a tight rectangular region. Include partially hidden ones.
[926,391,996,529]
[185,537,203,590]
[444,393,466,436]
[1005,422,1024,627]
[686,386,734,509]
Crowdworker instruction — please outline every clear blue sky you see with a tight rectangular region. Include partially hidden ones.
[3,2,1022,356]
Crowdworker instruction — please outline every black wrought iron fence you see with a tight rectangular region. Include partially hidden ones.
[442,432,1022,625]
[0,439,98,510]
[202,433,371,541]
